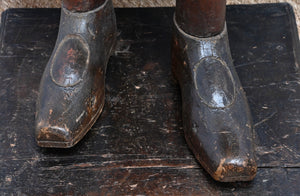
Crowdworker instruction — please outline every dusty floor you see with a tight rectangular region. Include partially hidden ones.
[0,0,299,37]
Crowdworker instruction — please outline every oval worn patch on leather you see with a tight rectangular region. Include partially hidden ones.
[194,56,236,108]
[50,35,90,87]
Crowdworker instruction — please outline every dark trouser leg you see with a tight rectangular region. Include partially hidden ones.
[173,0,257,182]
[35,0,117,148]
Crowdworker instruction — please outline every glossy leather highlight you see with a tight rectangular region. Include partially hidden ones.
[194,56,236,108]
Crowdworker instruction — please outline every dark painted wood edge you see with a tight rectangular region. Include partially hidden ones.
[283,3,300,68]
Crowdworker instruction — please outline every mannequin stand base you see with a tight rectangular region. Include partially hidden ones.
[0,4,299,194]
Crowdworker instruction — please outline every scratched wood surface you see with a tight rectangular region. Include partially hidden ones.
[0,4,300,195]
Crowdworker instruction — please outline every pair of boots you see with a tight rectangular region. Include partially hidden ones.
[35,0,257,182]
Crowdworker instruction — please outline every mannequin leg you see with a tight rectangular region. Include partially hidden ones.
[175,0,225,37]
[35,0,117,148]
[63,0,106,12]
[172,0,257,182]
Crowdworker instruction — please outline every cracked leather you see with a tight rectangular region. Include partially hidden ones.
[35,0,117,148]
[172,16,257,182]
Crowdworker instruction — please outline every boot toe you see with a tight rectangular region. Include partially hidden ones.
[36,125,74,148]
[213,157,257,182]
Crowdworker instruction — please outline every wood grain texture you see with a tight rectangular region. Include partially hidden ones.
[0,5,299,194]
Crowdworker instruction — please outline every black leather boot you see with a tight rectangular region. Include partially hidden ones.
[35,0,117,148]
[172,16,257,182]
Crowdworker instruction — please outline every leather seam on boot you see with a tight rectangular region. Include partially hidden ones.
[173,14,227,41]
[62,0,109,16]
